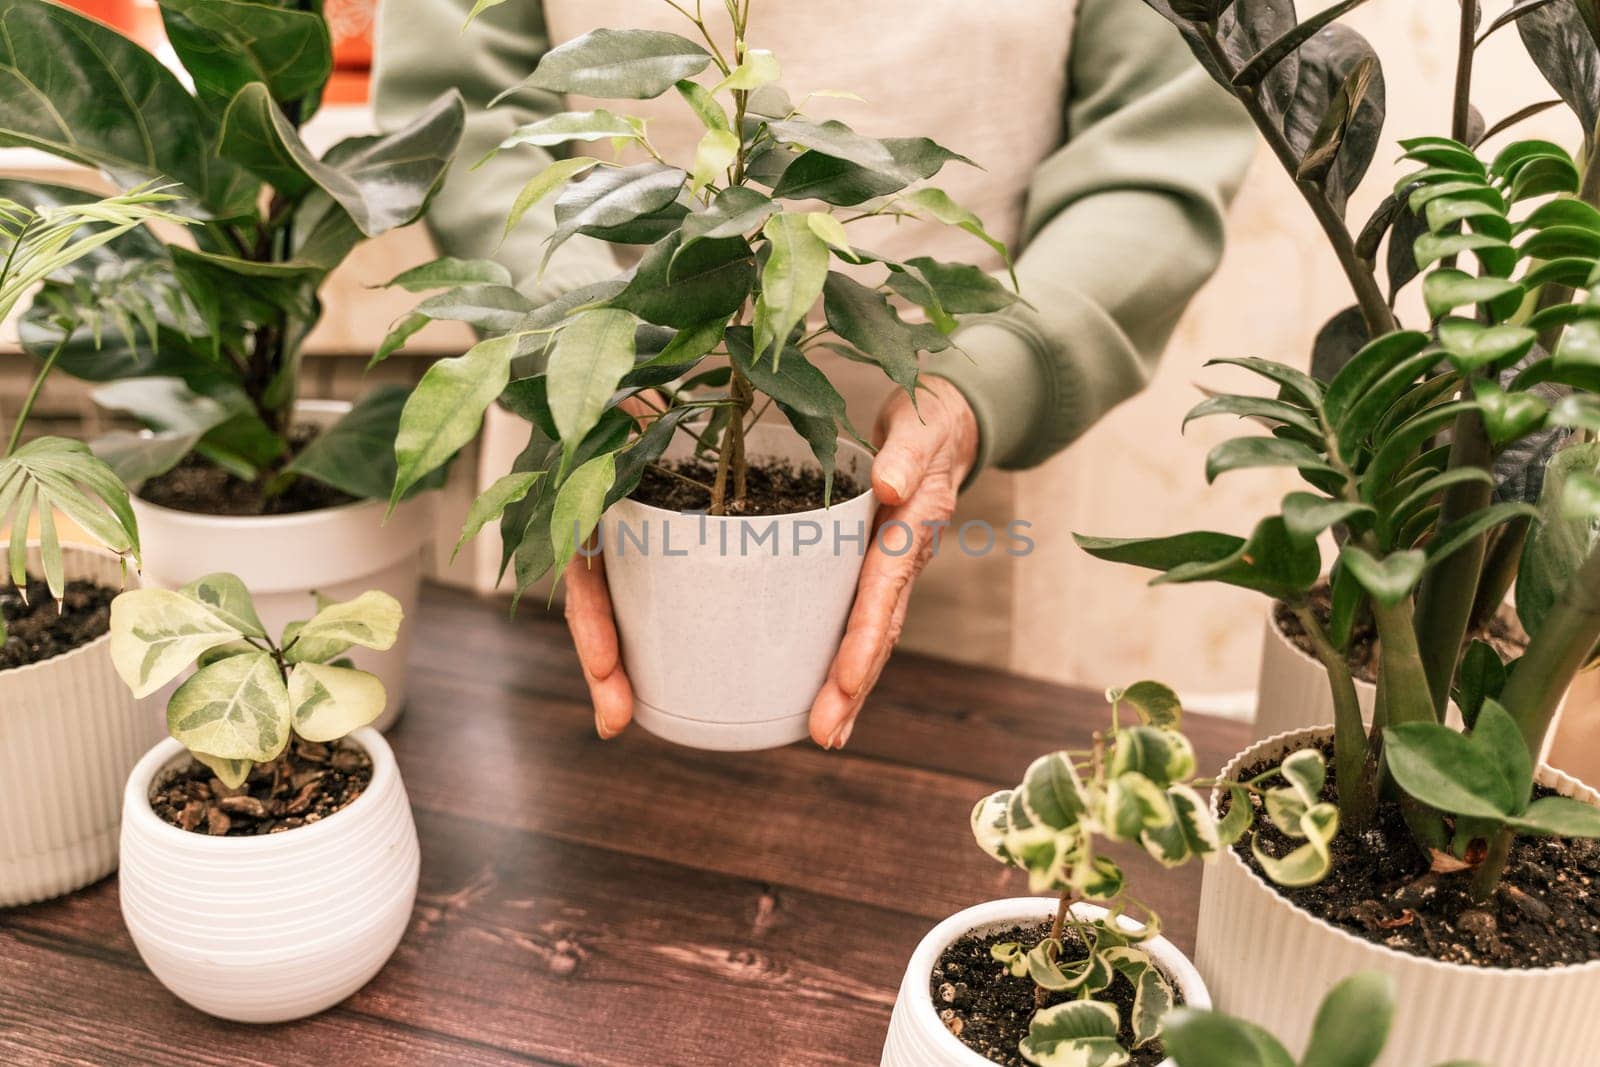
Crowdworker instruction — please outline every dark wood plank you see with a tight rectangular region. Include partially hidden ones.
[0,581,1250,1066]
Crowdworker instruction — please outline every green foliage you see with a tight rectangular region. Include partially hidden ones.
[0,0,466,501]
[387,1,1016,593]
[109,575,400,786]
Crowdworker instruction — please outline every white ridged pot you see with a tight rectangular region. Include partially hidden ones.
[881,897,1207,1067]
[600,422,876,751]
[119,726,418,1022]
[1197,726,1600,1067]
[0,544,162,907]
[131,401,429,729]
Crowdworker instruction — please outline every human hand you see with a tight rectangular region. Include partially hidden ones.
[807,376,979,749]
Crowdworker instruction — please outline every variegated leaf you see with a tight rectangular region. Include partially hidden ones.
[1105,772,1173,843]
[110,588,246,698]
[1280,748,1327,807]
[971,789,1015,864]
[1018,999,1129,1067]
[1019,752,1090,831]
[1252,803,1340,887]
[178,573,266,638]
[1109,726,1196,786]
[166,651,292,763]
[289,590,403,653]
[288,662,387,742]
[1102,946,1174,1048]
[192,750,253,790]
[991,941,1028,978]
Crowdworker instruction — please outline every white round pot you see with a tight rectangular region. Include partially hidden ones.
[118,726,418,1022]
[600,422,876,751]
[1197,726,1600,1067]
[131,400,429,729]
[1253,608,1376,741]
[881,897,1207,1067]
[0,544,162,907]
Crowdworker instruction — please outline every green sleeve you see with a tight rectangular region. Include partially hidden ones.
[926,0,1256,473]
[371,0,618,302]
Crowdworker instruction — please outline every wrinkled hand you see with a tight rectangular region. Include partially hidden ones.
[807,377,978,749]
[565,379,979,746]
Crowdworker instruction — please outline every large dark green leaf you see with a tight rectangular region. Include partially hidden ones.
[763,118,915,182]
[156,0,331,113]
[1204,436,1337,483]
[1156,516,1322,598]
[1519,0,1600,137]
[548,163,686,262]
[502,28,710,102]
[220,83,463,237]
[1283,24,1386,215]
[679,185,780,249]
[284,385,444,502]
[1384,720,1517,819]
[0,0,255,217]
[769,137,973,205]
[822,272,927,398]
[726,328,846,420]
[612,232,753,329]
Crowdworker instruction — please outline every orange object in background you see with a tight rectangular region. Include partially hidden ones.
[58,0,135,25]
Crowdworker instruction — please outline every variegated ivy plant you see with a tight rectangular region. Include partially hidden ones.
[0,184,186,646]
[109,574,401,788]
[1162,971,1490,1067]
[1076,0,1600,905]
[969,683,1278,1067]
[379,0,1018,592]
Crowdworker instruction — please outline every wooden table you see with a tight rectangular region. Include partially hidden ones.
[0,583,1249,1066]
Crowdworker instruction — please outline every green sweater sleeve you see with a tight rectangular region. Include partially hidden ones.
[926,0,1256,473]
[371,0,617,303]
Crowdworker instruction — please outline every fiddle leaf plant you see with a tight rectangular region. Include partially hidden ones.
[0,0,465,503]
[1080,0,1600,906]
[970,683,1256,1065]
[109,574,401,787]
[0,183,186,643]
[382,0,1017,592]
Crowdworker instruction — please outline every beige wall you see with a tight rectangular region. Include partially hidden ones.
[1013,2,1581,706]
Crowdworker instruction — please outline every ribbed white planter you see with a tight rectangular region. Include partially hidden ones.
[601,423,876,751]
[881,897,1207,1067]
[131,401,429,729]
[1197,727,1600,1067]
[119,727,418,1022]
[0,544,162,907]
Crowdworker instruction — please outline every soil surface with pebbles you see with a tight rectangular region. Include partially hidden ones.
[149,737,372,837]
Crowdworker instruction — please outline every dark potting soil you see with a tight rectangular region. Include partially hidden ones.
[931,921,1172,1067]
[0,576,113,670]
[149,737,373,837]
[1274,583,1527,685]
[137,429,355,517]
[631,456,864,516]
[1227,738,1600,969]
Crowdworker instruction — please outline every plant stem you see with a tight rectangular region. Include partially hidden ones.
[1291,602,1376,831]
[1036,890,1073,1009]
[1198,28,1396,338]
[1411,409,1494,721]
[5,334,69,458]
[1501,540,1600,754]
[1451,1,1478,144]
[1472,826,1513,902]
[1370,597,1438,727]
[1470,518,1530,632]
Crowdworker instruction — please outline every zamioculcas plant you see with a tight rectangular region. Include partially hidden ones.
[0,0,465,505]
[109,574,402,788]
[380,0,1017,590]
[969,683,1256,1065]
[1162,972,1489,1067]
[1075,0,1600,908]
[0,183,186,640]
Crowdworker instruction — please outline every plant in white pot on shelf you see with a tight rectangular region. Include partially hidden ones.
[0,0,467,721]
[1074,3,1600,1061]
[882,683,1251,1067]
[110,574,416,1023]
[381,0,1018,751]
[0,184,182,907]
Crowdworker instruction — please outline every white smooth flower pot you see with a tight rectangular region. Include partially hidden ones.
[1197,726,1600,1067]
[118,727,418,1023]
[600,422,877,751]
[0,544,162,907]
[1253,608,1376,741]
[130,400,429,729]
[880,897,1207,1067]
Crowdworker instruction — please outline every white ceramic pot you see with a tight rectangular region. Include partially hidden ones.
[118,726,418,1022]
[881,897,1207,1067]
[131,400,429,729]
[1253,608,1376,741]
[0,544,162,907]
[600,422,876,751]
[1197,726,1600,1067]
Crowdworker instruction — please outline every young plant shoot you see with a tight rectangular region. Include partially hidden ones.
[109,574,402,790]
[383,0,1018,591]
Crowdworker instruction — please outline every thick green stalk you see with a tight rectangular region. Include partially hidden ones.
[1470,518,1529,632]
[1471,826,1514,902]
[1371,595,1449,848]
[1292,603,1375,830]
[1500,541,1600,755]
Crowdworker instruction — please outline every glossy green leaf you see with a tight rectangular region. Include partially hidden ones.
[486,111,637,160]
[1339,545,1424,607]
[1428,502,1541,565]
[1455,641,1509,730]
[385,257,513,292]
[1472,380,1548,444]
[1299,972,1396,1067]
[1438,320,1538,373]
[1281,493,1375,546]
[768,136,971,205]
[727,330,846,420]
[454,472,542,562]
[1322,330,1430,426]
[550,452,617,584]
[1182,395,1322,440]
[1204,357,1324,410]
[1413,231,1509,269]
[390,333,521,507]
[1509,794,1600,836]
[1153,516,1322,599]
[1384,721,1516,819]
[680,185,780,248]
[547,308,638,466]
[546,163,686,264]
[753,212,830,363]
[1204,436,1336,483]
[1161,1007,1295,1067]
[155,0,332,111]
[503,157,601,242]
[614,232,753,329]
[890,256,1018,315]
[505,28,711,101]
[675,79,729,131]
[1423,270,1522,320]
[821,272,925,398]
[713,48,779,93]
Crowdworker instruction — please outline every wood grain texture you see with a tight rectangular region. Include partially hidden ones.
[0,583,1248,1066]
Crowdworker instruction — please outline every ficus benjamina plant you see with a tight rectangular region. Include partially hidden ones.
[0,185,184,645]
[378,0,1018,594]
[108,574,401,788]
[1075,0,1600,903]
[1162,971,1489,1067]
[0,0,465,504]
[969,683,1278,1066]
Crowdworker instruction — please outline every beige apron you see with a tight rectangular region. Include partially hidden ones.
[537,0,1078,667]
